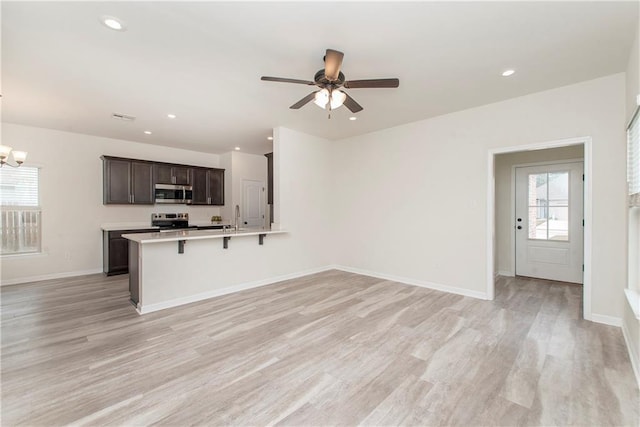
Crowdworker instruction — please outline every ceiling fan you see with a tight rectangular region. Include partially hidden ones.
[261,49,399,115]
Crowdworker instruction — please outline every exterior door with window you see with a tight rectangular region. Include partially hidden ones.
[515,162,583,283]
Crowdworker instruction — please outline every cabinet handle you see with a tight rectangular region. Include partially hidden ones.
[132,194,135,204]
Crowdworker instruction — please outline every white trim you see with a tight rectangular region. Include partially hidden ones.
[137,265,336,314]
[625,288,640,320]
[497,270,515,277]
[0,268,103,286]
[487,151,496,300]
[487,136,593,321]
[590,313,622,327]
[622,317,640,388]
[334,265,489,300]
[583,138,593,321]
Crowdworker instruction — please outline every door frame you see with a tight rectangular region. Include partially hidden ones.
[487,136,593,321]
[511,158,584,280]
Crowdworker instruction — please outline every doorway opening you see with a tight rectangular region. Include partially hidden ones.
[487,137,593,321]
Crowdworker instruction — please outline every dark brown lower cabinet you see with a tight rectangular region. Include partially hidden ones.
[103,229,155,276]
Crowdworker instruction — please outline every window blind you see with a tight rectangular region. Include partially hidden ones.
[0,166,39,207]
[629,107,640,207]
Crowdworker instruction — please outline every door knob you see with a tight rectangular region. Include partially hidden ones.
[517,226,522,230]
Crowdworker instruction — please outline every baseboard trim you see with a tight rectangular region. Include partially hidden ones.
[497,270,515,277]
[0,268,104,286]
[590,313,622,327]
[137,265,336,314]
[622,318,640,388]
[333,265,489,300]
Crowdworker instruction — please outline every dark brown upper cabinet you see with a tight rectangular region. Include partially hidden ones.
[154,164,191,185]
[102,156,154,205]
[191,167,225,206]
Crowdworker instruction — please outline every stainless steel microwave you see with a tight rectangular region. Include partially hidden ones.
[154,184,193,204]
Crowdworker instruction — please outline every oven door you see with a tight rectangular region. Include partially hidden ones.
[155,184,187,204]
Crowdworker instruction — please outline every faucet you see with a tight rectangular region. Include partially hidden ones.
[234,205,240,231]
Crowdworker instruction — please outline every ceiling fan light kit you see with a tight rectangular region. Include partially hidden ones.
[313,88,346,110]
[261,48,399,117]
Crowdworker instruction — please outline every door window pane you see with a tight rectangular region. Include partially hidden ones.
[528,207,547,239]
[548,206,569,241]
[527,171,569,241]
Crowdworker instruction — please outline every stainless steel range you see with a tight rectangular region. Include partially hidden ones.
[151,213,197,231]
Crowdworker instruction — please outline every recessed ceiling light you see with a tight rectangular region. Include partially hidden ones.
[501,69,515,77]
[167,114,176,119]
[235,147,241,151]
[267,136,273,141]
[100,16,126,32]
[144,131,152,135]
[349,116,357,121]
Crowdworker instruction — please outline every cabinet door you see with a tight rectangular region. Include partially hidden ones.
[104,159,131,204]
[108,236,130,274]
[154,164,174,184]
[131,162,154,204]
[208,169,225,205]
[191,168,208,205]
[173,166,191,185]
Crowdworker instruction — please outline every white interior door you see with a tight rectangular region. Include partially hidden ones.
[515,162,583,283]
[242,179,265,228]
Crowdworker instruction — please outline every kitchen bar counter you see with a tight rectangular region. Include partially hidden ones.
[123,227,288,314]
[122,228,286,244]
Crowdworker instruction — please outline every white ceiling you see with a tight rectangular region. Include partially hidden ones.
[2,1,638,155]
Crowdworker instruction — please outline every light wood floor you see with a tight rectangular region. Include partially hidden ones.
[1,271,638,426]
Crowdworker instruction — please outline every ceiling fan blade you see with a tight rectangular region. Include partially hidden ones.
[261,76,315,85]
[343,78,400,89]
[342,92,363,113]
[290,91,317,109]
[324,49,344,81]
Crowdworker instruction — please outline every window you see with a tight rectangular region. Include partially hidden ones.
[0,166,41,255]
[527,171,570,241]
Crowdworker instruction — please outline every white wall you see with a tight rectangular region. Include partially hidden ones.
[623,23,640,385]
[0,123,223,283]
[626,25,639,122]
[274,127,334,268]
[333,74,627,319]
[494,145,584,276]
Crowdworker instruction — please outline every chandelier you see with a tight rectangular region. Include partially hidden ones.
[0,145,28,167]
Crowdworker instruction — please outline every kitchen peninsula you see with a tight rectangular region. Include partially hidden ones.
[124,228,287,314]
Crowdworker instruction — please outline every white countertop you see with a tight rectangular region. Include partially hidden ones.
[122,228,286,244]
